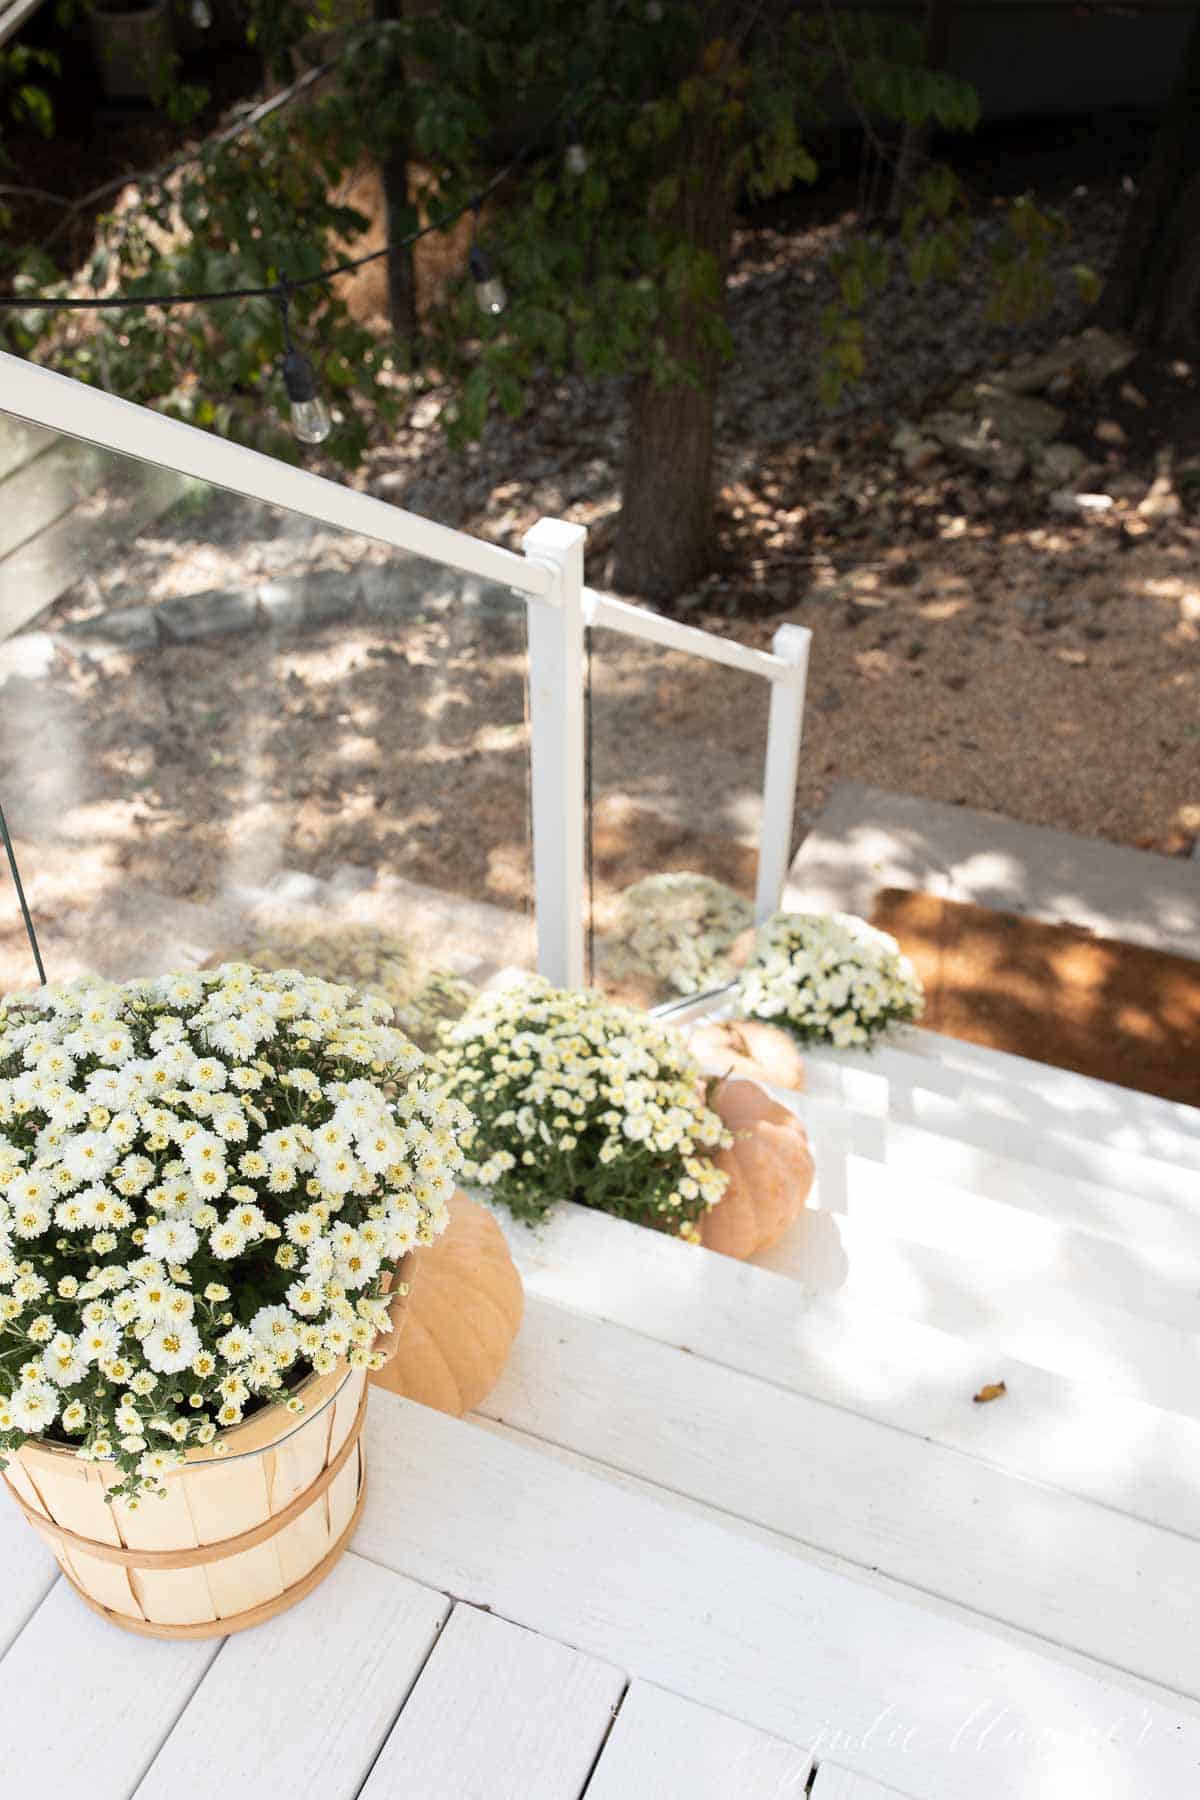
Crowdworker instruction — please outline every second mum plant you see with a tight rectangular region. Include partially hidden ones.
[439,979,814,1262]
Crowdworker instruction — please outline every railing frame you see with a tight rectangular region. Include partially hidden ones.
[583,587,812,932]
[0,353,811,990]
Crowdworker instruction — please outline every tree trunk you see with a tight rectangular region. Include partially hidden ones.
[612,117,736,600]
[1099,4,1200,355]
[887,0,955,220]
[379,139,419,347]
[373,0,419,349]
[614,368,722,600]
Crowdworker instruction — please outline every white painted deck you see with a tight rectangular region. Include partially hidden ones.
[3,1027,1200,1798]
[0,415,187,638]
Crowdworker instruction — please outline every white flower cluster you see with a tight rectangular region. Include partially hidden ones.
[0,966,469,1500]
[738,911,924,1049]
[438,978,730,1236]
[605,873,752,997]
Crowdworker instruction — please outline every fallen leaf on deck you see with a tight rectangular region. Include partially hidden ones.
[973,1380,1007,1404]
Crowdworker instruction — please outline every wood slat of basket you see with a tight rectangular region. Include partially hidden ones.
[5,1362,374,1636]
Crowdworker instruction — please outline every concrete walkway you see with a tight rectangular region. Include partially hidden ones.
[784,781,1199,962]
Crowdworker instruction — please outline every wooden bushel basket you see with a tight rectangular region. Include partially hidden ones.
[1,1258,413,1640]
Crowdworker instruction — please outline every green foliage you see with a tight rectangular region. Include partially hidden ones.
[0,1,1064,472]
[986,193,1071,324]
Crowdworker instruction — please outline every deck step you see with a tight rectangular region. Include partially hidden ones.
[888,1027,1200,1146]
[0,416,57,484]
[807,1149,1200,1335]
[759,1207,1200,1421]
[0,438,111,565]
[784,1089,1200,1258]
[477,1293,1200,1700]
[358,1395,1200,1799]
[493,1198,1200,1539]
[0,456,186,638]
[799,1046,1200,1193]
[586,1683,813,1800]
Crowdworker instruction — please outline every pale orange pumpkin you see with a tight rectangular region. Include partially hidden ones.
[700,1077,815,1260]
[371,1192,523,1416]
[687,1019,806,1092]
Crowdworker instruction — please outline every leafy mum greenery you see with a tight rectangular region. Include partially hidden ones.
[438,980,730,1237]
[0,967,470,1502]
[739,912,924,1051]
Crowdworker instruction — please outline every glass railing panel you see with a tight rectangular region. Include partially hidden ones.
[585,623,768,1010]
[0,409,534,1047]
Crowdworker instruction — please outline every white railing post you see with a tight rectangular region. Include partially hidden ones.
[521,518,588,989]
[754,623,812,926]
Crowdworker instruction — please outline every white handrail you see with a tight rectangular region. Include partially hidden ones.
[0,355,813,980]
[523,521,587,989]
[755,624,811,923]
[583,586,812,926]
[583,587,795,685]
[0,352,552,599]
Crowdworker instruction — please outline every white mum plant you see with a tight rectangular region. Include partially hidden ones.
[605,873,752,997]
[438,979,730,1238]
[739,911,923,1049]
[0,966,469,1501]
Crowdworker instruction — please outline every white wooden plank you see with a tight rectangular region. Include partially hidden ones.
[494,1200,1200,1543]
[0,1489,57,1657]
[800,1060,1200,1211]
[356,1397,1200,1800]
[890,1028,1200,1145]
[760,1208,1200,1422]
[361,1601,623,1800]
[0,415,56,483]
[813,1037,1200,1166]
[0,438,109,564]
[813,1767,915,1800]
[0,460,185,638]
[0,1578,219,1799]
[787,1089,1200,1260]
[587,1681,812,1799]
[480,1296,1200,1702]
[134,1552,448,1800]
[829,1153,1200,1336]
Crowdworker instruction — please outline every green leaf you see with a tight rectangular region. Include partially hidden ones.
[1073,263,1102,307]
[460,368,491,439]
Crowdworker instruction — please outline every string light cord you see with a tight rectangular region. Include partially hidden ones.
[0,156,518,315]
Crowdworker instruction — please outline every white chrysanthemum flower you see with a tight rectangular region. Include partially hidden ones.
[142,1219,200,1263]
[438,978,728,1238]
[738,910,923,1050]
[41,1334,87,1387]
[0,964,463,1499]
[143,1322,203,1375]
[10,1377,60,1433]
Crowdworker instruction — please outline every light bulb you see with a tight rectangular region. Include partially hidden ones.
[282,348,332,445]
[190,0,213,26]
[565,142,589,176]
[469,247,508,316]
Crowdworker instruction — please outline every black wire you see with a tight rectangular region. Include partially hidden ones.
[0,108,549,316]
[0,797,46,988]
